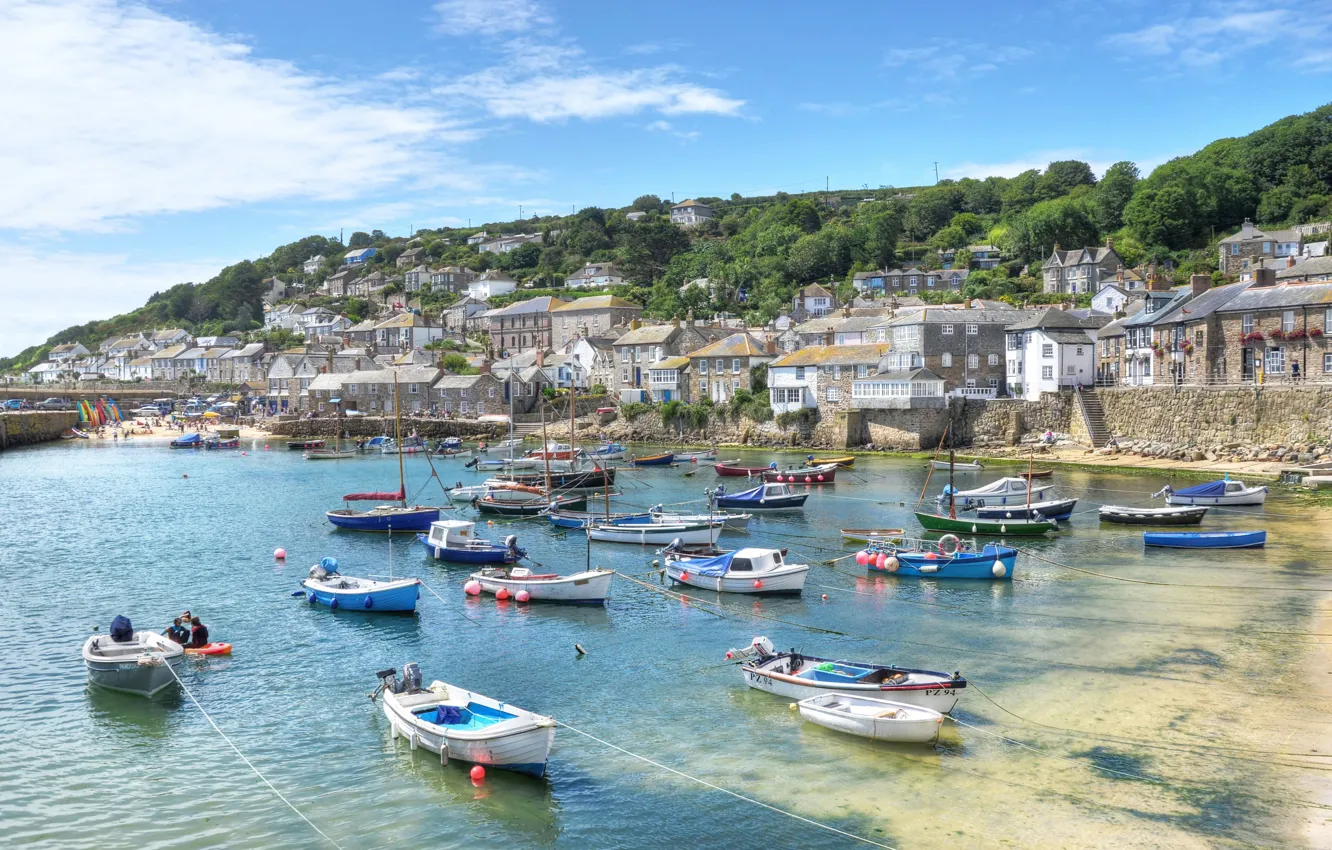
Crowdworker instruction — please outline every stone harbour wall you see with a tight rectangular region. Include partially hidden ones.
[265,417,507,440]
[0,411,79,450]
[1097,385,1332,447]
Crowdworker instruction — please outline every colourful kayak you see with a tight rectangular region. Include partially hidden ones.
[184,642,232,656]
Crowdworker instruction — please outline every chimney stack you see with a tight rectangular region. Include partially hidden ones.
[1253,267,1277,287]
[765,337,777,355]
[1106,236,1115,250]
[1190,274,1212,297]
[478,359,491,374]
[1288,256,1297,268]
[536,349,545,367]
[1240,218,1255,239]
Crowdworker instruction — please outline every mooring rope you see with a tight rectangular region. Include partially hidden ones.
[164,663,345,849]
[554,719,898,850]
[418,579,482,625]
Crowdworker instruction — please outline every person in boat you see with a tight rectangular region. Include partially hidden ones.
[187,616,210,648]
[162,617,190,645]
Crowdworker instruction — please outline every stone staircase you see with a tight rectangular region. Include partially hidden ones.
[1076,388,1112,448]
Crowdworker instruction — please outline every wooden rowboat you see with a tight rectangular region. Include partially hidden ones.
[840,528,905,543]
[1020,469,1054,480]
[811,456,855,468]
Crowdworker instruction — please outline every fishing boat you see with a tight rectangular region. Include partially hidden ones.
[448,481,547,504]
[943,477,1052,506]
[728,636,965,714]
[796,694,943,744]
[588,517,723,545]
[662,546,808,594]
[1020,469,1054,480]
[547,508,652,529]
[863,535,1019,579]
[528,442,574,460]
[305,447,358,460]
[677,448,719,462]
[375,664,555,778]
[468,566,615,604]
[169,433,204,449]
[418,520,525,564]
[1098,505,1208,525]
[629,452,675,467]
[287,438,324,450]
[714,482,808,510]
[493,437,525,450]
[714,461,773,477]
[381,436,428,455]
[840,528,906,543]
[1143,530,1267,549]
[496,467,616,490]
[82,616,183,698]
[811,456,855,468]
[648,506,753,530]
[203,435,240,450]
[327,376,443,532]
[440,437,463,451]
[474,494,587,517]
[915,511,1056,536]
[762,463,838,484]
[931,459,983,471]
[1159,478,1268,507]
[585,442,627,461]
[475,456,547,471]
[974,498,1078,521]
[300,557,421,612]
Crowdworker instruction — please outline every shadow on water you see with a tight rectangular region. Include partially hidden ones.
[84,685,182,739]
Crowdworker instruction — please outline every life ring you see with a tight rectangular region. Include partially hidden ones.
[938,534,961,556]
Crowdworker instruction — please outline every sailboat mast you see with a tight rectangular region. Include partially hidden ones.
[540,400,552,495]
[948,443,956,519]
[394,372,405,506]
[1026,446,1034,511]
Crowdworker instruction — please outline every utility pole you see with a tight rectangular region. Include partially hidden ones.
[519,204,523,219]
[933,162,939,184]
[826,176,829,192]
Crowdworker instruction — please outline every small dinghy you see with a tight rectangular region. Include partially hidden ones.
[467,566,614,604]
[1159,478,1268,507]
[82,616,183,698]
[944,477,1052,506]
[714,461,772,477]
[586,442,627,461]
[663,546,808,594]
[1099,505,1207,525]
[474,494,586,517]
[1144,530,1266,549]
[677,448,719,462]
[375,664,555,778]
[649,505,753,530]
[762,463,838,484]
[169,433,204,449]
[728,637,965,714]
[862,536,1019,579]
[797,693,944,744]
[931,459,983,471]
[300,558,421,612]
[305,447,358,460]
[714,482,808,510]
[840,528,905,543]
[418,520,525,564]
[914,511,1057,536]
[629,452,675,467]
[547,508,652,529]
[184,642,232,656]
[811,456,855,468]
[287,438,324,450]
[1020,469,1054,480]
[588,517,722,545]
[974,498,1077,521]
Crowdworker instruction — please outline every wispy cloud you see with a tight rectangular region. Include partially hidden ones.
[434,0,552,36]
[1104,4,1327,73]
[646,119,700,142]
[623,39,688,56]
[0,0,478,232]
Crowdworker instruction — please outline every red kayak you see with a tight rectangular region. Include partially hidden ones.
[762,464,837,484]
[714,461,771,477]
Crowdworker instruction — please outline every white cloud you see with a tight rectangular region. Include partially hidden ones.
[0,246,221,354]
[434,0,551,36]
[884,46,940,67]
[622,40,688,56]
[646,120,700,142]
[1104,5,1326,72]
[0,0,471,233]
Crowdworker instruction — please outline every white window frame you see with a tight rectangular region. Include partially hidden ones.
[941,352,953,368]
[941,324,954,336]
[1282,310,1295,333]
[988,353,998,366]
[966,324,978,335]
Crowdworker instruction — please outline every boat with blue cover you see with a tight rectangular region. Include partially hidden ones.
[299,558,421,612]
[863,535,1018,579]
[1158,478,1268,506]
[585,442,626,461]
[376,664,555,778]
[418,520,525,564]
[1143,530,1267,549]
[713,481,808,510]
[662,546,809,594]
[169,433,203,449]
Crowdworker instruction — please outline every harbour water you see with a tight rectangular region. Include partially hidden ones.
[2,441,1330,849]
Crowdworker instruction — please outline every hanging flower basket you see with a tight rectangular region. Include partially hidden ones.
[1242,331,1265,344]
[1181,342,1195,355]
[1287,329,1307,340]
[1268,329,1287,341]
[1310,327,1324,339]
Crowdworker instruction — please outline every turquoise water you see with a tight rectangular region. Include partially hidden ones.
[2,441,1330,849]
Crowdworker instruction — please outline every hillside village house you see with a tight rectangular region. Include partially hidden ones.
[564,262,624,290]
[312,366,443,415]
[197,336,239,348]
[1218,219,1303,276]
[343,318,379,348]
[431,266,480,294]
[487,296,566,355]
[550,295,641,347]
[433,372,504,416]
[1005,309,1105,400]
[303,254,325,274]
[565,337,617,393]
[126,356,154,381]
[199,347,233,383]
[1278,255,1332,282]
[852,267,970,295]
[791,283,836,319]
[1133,276,1251,386]
[670,199,713,227]
[324,267,356,296]
[768,344,892,415]
[445,297,488,332]
[1042,240,1123,295]
[643,356,692,402]
[303,314,353,342]
[467,271,518,300]
[687,333,776,403]
[49,342,89,361]
[613,320,729,389]
[403,265,430,292]
[374,313,444,353]
[478,233,542,254]
[851,366,947,410]
[466,231,489,245]
[262,276,288,306]
[1209,275,1332,383]
[396,246,425,268]
[219,343,266,384]
[266,304,301,330]
[1111,284,1192,386]
[151,328,191,347]
[344,247,376,265]
[151,345,188,381]
[939,244,1003,270]
[884,307,1039,397]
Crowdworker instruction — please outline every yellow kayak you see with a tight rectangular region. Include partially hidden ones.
[812,456,855,468]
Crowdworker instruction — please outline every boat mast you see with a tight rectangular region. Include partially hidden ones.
[394,371,405,506]
[916,426,948,510]
[540,399,552,496]
[1025,445,1034,512]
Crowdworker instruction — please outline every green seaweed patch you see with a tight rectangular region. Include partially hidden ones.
[1070,745,1158,782]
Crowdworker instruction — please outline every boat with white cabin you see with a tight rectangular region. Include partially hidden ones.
[587,517,723,545]
[663,547,808,594]
[82,617,184,698]
[943,476,1052,506]
[1158,478,1268,506]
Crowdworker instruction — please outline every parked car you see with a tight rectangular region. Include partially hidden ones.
[35,398,72,411]
[131,406,162,417]
[3,399,31,410]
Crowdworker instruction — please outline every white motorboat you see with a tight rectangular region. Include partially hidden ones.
[944,476,1052,506]
[82,618,184,697]
[493,437,525,450]
[931,459,983,471]
[797,693,944,744]
[588,518,722,545]
[664,547,808,594]
[376,664,555,778]
[468,566,614,603]
[475,457,546,471]
[448,481,548,503]
[728,636,965,714]
[1160,479,1268,507]
[649,506,753,530]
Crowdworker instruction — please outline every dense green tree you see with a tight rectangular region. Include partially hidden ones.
[1094,161,1139,232]
[348,231,372,248]
[1004,196,1099,262]
[1037,160,1096,201]
[1001,169,1042,216]
[620,219,691,285]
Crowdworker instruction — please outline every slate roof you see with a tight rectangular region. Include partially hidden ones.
[1277,255,1332,280]
[687,333,770,358]
[612,324,681,345]
[1004,308,1098,332]
[1153,282,1252,325]
[1219,280,1332,312]
[1042,329,1094,344]
[770,344,891,367]
[550,295,639,312]
[651,356,691,370]
[434,374,491,390]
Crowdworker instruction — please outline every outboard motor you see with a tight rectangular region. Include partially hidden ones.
[504,534,518,552]
[664,537,683,553]
[651,503,663,514]
[401,662,422,693]
[110,615,134,643]
[751,636,775,658]
[308,564,328,581]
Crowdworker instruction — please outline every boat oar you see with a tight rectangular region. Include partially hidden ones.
[821,552,860,566]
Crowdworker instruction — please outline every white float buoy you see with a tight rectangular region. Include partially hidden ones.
[992,561,1007,578]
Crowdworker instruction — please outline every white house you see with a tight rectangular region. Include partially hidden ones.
[670,199,713,227]
[1091,283,1132,316]
[564,262,624,290]
[303,314,353,341]
[265,304,301,330]
[625,211,647,222]
[767,344,890,414]
[49,342,90,362]
[478,234,541,254]
[303,254,326,274]
[466,231,489,245]
[1004,309,1100,401]
[793,283,836,318]
[467,271,519,300]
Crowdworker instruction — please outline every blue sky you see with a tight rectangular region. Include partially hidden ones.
[3,0,1332,354]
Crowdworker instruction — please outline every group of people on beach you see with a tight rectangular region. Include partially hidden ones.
[163,611,210,648]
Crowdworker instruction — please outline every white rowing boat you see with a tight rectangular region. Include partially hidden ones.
[377,664,554,778]
[468,566,614,603]
[797,693,943,743]
[82,618,183,698]
[587,518,723,545]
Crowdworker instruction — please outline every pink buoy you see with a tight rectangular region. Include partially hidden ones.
[875,552,888,569]
[681,571,690,581]
[725,651,733,660]
[241,451,247,456]
[470,765,486,783]
[854,551,868,566]
[817,474,824,482]
[515,590,531,603]
[464,580,482,596]
[264,445,270,450]
[495,587,510,601]
[691,457,697,464]
[753,579,763,589]
[274,548,286,560]
[804,476,812,483]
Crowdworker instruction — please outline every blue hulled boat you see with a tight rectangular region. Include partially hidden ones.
[864,537,1018,579]
[629,452,675,466]
[714,482,808,510]
[1143,530,1267,549]
[547,508,652,529]
[417,520,525,564]
[299,558,421,613]
[169,433,203,449]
